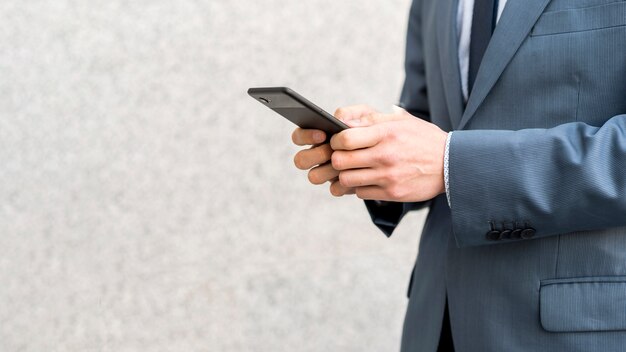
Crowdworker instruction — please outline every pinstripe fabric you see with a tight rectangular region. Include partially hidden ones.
[366,0,626,351]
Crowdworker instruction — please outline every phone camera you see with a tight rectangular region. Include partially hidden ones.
[259,97,271,104]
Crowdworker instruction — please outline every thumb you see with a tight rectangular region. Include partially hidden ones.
[346,112,410,127]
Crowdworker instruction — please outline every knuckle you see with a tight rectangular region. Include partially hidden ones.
[384,126,398,141]
[294,153,307,170]
[373,150,385,165]
[338,172,350,187]
[369,113,382,123]
[377,148,398,166]
[331,152,342,170]
[334,107,346,119]
[374,124,392,142]
[384,169,399,184]
[317,144,332,162]
[307,169,320,184]
[291,129,300,144]
[381,171,391,184]
[330,182,342,197]
[361,114,373,124]
[341,134,355,150]
[387,185,404,200]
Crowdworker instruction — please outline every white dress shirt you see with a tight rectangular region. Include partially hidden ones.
[457,0,508,101]
[444,0,508,207]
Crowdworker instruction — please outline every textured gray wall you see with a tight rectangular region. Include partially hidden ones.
[0,0,426,350]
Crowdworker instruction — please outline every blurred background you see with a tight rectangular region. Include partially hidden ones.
[0,0,428,350]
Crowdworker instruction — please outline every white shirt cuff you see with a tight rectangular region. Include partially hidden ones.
[444,132,453,208]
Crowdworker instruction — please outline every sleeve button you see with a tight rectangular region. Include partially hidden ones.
[521,228,536,239]
[510,229,523,239]
[486,230,501,241]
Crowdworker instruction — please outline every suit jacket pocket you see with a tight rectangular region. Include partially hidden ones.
[540,276,626,332]
[531,2,626,36]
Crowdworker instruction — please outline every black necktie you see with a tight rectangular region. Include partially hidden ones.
[468,0,499,95]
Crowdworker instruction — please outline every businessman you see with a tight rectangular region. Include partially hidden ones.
[292,0,626,351]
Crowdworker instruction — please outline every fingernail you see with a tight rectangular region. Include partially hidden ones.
[314,131,325,142]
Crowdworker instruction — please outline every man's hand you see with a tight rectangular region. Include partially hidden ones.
[330,110,448,202]
[292,105,378,196]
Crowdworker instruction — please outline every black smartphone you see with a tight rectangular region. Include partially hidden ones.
[248,87,349,136]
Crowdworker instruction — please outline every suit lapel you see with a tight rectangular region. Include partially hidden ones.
[457,0,551,130]
[437,0,464,130]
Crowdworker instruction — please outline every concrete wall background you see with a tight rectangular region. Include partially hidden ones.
[0,0,427,350]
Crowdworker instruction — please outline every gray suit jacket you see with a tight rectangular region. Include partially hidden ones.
[366,0,626,351]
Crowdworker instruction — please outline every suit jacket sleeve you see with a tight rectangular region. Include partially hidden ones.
[365,0,431,237]
[449,114,626,247]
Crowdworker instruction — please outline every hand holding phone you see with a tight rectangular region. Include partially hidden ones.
[248,87,378,196]
[292,104,381,197]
